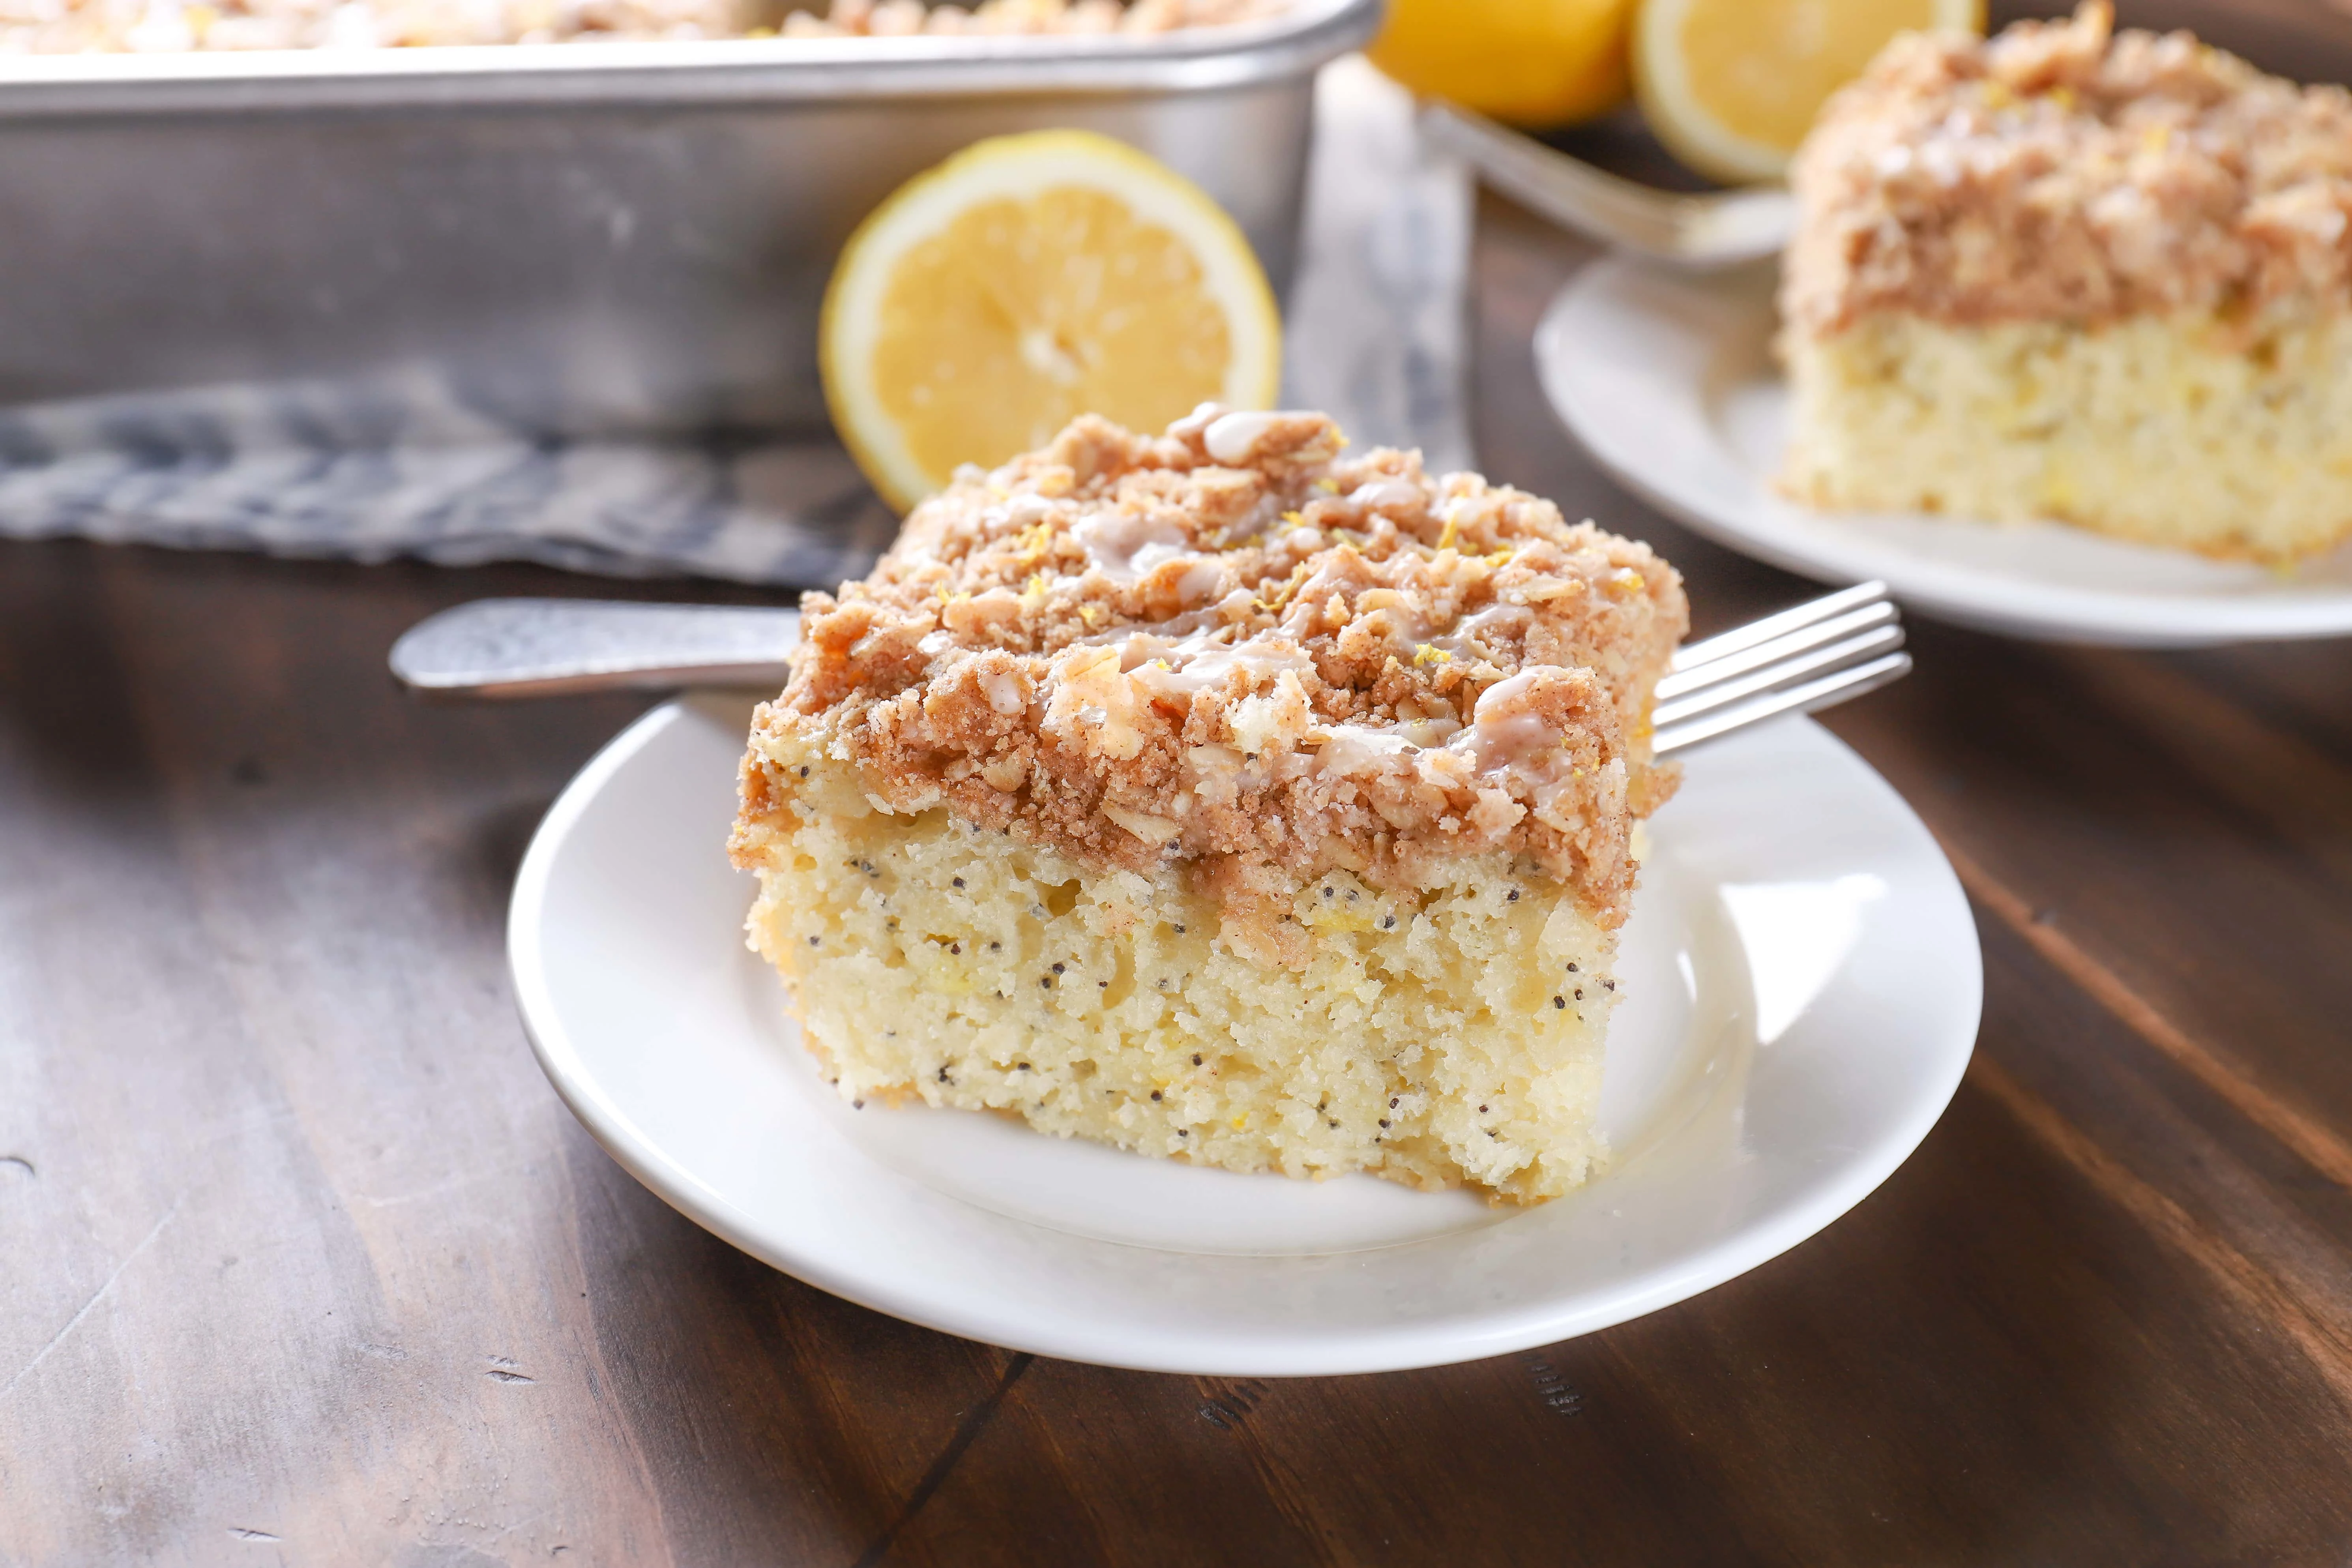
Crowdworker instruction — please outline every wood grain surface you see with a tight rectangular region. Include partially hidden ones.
[8,9,2352,1562]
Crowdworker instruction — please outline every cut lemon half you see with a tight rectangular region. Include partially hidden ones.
[821,129,1282,514]
[1633,0,1983,183]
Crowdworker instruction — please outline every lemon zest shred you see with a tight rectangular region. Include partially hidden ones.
[1258,565,1309,613]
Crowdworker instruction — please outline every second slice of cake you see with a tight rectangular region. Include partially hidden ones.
[732,407,1686,1203]
[1782,2,2352,564]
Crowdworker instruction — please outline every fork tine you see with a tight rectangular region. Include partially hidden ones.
[1652,599,1897,701]
[1647,583,1913,755]
[1668,581,1889,678]
[1652,623,1906,729]
[1654,652,1914,757]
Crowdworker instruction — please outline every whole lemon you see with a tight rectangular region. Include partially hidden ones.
[1366,0,1635,128]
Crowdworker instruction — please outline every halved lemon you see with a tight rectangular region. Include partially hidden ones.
[820,129,1282,513]
[1633,0,1983,184]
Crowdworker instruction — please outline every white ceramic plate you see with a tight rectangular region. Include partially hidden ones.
[511,694,1980,1375]
[1538,257,2352,647]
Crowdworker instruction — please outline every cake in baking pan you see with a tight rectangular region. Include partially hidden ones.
[0,0,1279,54]
[1781,2,2352,564]
[731,407,1685,1203]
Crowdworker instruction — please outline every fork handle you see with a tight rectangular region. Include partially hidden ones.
[390,598,801,699]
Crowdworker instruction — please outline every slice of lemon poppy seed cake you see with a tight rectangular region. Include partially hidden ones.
[730,405,1686,1203]
[1782,3,2352,562]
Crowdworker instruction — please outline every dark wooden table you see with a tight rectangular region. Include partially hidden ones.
[9,36,2352,1568]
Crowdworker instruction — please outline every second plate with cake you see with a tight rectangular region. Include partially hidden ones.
[1540,257,2352,648]
[1541,6,2352,648]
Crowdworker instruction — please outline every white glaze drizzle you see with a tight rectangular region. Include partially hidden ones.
[1346,479,1423,516]
[1073,508,1189,584]
[1429,601,1534,661]
[1468,671,1562,773]
[1306,670,1570,791]
[1124,627,1316,698]
[980,670,1028,715]
[1203,409,1290,466]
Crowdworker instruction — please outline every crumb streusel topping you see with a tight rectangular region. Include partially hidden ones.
[736,408,1686,963]
[1783,1,2352,336]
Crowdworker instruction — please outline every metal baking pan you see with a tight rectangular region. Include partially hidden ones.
[0,0,1381,440]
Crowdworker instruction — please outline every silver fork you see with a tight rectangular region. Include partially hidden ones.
[1418,101,1794,269]
[391,581,1908,753]
[1650,580,1908,755]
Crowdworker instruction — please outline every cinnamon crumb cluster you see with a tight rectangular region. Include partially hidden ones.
[1784,1,2352,337]
[738,408,1685,962]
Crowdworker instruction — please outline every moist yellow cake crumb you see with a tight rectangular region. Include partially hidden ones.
[732,406,1685,1203]
[1780,2,2352,563]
